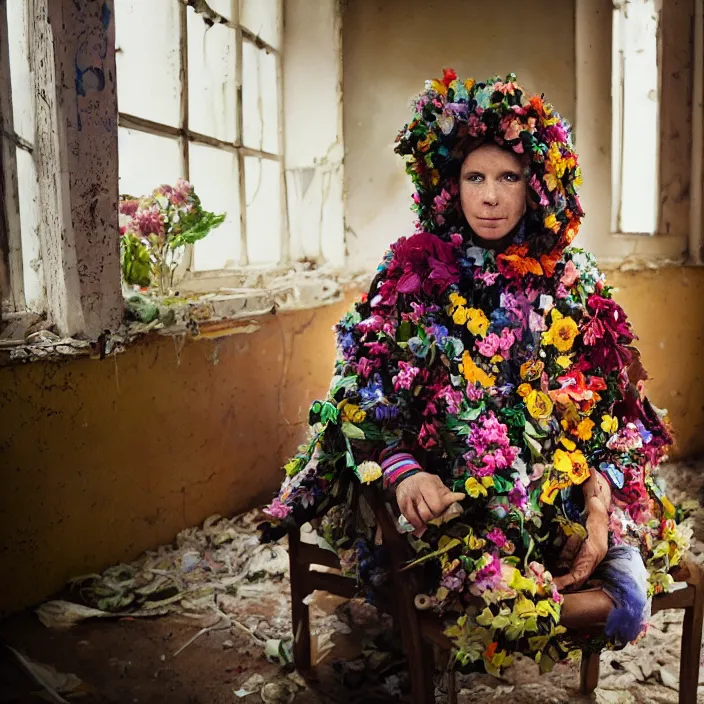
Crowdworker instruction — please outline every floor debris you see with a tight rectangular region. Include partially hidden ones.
[0,460,702,703]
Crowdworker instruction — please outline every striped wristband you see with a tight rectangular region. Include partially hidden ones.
[380,451,423,490]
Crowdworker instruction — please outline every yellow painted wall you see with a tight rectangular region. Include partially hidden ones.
[607,268,704,458]
[0,301,351,615]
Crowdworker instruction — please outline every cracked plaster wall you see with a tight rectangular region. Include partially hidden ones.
[0,298,352,615]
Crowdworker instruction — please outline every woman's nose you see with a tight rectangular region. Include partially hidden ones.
[483,185,498,206]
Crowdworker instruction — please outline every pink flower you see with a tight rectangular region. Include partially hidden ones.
[418,422,439,449]
[529,174,549,207]
[486,527,508,549]
[264,497,291,520]
[474,270,500,286]
[393,361,420,391]
[560,260,579,287]
[508,481,528,510]
[436,385,464,414]
[357,357,374,379]
[135,206,165,238]
[119,199,139,217]
[356,315,385,334]
[476,333,501,358]
[555,283,569,299]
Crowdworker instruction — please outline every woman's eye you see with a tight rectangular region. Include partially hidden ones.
[503,173,521,183]
[466,174,483,183]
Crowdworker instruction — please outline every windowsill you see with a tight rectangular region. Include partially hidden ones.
[0,267,370,366]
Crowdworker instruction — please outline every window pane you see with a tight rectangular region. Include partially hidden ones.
[115,0,180,126]
[612,0,659,234]
[16,148,43,311]
[7,1,34,143]
[190,144,241,270]
[245,157,281,265]
[242,42,279,153]
[118,128,182,196]
[187,8,237,142]
[239,0,281,50]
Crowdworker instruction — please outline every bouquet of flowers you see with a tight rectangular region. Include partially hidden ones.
[119,179,225,295]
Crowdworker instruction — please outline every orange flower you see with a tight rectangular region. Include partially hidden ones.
[485,641,499,660]
[520,359,545,381]
[497,245,544,278]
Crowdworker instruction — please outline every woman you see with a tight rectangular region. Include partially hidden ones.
[262,71,690,675]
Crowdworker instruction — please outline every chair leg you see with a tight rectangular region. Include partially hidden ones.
[580,649,601,694]
[288,530,312,671]
[679,566,704,704]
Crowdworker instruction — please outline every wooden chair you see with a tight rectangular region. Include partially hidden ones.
[288,490,703,704]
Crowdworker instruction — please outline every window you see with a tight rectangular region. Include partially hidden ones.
[611,0,661,235]
[114,0,284,284]
[0,1,44,317]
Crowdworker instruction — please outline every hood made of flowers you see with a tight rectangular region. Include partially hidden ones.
[394,70,584,263]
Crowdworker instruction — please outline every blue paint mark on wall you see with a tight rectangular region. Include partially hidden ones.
[101,2,112,29]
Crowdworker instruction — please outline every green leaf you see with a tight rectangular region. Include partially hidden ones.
[320,402,339,425]
[342,421,365,440]
[397,320,412,342]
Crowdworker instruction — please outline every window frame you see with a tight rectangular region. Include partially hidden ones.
[116,0,288,292]
[0,0,28,316]
[575,0,699,267]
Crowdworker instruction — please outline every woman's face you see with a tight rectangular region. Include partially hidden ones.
[459,143,527,242]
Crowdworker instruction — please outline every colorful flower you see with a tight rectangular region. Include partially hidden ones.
[542,309,579,352]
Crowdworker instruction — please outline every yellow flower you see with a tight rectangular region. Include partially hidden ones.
[509,571,538,595]
[520,359,544,380]
[540,478,564,505]
[465,476,488,499]
[448,292,467,308]
[576,418,595,441]
[544,213,560,233]
[464,78,476,91]
[601,414,618,433]
[467,533,487,550]
[417,132,438,152]
[429,79,447,95]
[567,450,590,485]
[560,436,577,451]
[552,449,590,485]
[542,309,579,352]
[490,354,504,364]
[552,449,573,475]
[356,461,382,484]
[452,306,469,325]
[460,351,496,387]
[517,383,532,398]
[284,458,303,477]
[339,400,366,424]
[555,355,573,369]
[481,476,495,489]
[466,308,490,337]
[525,390,554,420]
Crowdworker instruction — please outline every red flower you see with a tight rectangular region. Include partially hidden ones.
[582,294,635,372]
[443,68,457,87]
[386,232,459,298]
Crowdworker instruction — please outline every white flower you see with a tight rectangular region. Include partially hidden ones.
[356,461,382,484]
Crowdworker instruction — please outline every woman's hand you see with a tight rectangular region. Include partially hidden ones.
[395,473,465,537]
[553,497,609,592]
